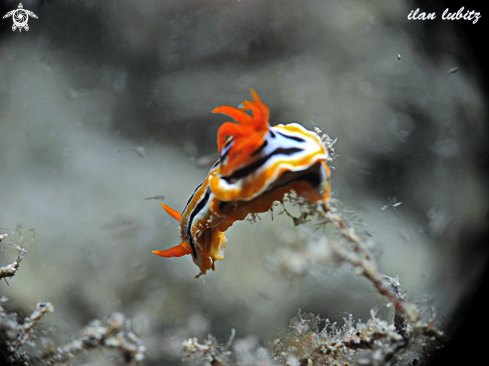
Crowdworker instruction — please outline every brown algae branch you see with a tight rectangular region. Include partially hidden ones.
[318,199,419,323]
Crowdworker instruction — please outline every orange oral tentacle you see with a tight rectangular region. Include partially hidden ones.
[160,203,182,222]
[153,242,192,258]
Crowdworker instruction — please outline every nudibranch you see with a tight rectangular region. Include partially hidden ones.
[153,90,331,276]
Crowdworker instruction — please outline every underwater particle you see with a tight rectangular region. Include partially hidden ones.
[145,195,165,201]
[134,146,146,158]
[447,67,459,74]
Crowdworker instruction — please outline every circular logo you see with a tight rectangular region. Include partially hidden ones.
[3,3,38,32]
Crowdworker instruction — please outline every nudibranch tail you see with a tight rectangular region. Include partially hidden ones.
[153,243,191,258]
[160,203,182,222]
[212,89,270,175]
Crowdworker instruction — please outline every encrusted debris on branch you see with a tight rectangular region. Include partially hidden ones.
[41,312,146,365]
[0,229,146,366]
[0,231,29,282]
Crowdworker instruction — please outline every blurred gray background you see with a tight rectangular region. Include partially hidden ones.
[1,0,488,365]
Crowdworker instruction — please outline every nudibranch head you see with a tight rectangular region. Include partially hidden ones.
[212,89,270,176]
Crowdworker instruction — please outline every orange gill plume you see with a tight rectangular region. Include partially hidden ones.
[212,89,270,175]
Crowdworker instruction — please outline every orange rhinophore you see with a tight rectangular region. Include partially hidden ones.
[153,90,331,276]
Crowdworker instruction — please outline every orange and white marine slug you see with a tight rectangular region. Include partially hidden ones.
[153,90,331,276]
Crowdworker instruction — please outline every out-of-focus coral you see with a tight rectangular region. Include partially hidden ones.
[182,329,276,366]
[265,307,443,366]
[182,330,235,366]
[2,301,55,365]
[0,230,145,366]
[41,312,146,365]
